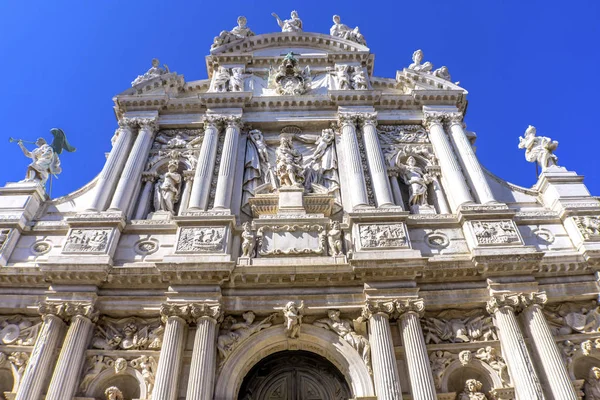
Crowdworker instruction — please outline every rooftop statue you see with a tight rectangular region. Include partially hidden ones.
[433,66,451,81]
[408,49,433,72]
[329,15,366,46]
[272,11,303,32]
[11,128,76,186]
[131,58,169,87]
[211,16,255,49]
[518,125,559,172]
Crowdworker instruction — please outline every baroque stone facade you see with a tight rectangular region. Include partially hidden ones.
[0,11,599,400]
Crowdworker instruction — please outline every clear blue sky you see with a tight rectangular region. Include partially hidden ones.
[1,1,598,198]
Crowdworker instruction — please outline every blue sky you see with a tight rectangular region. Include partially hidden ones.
[1,1,598,198]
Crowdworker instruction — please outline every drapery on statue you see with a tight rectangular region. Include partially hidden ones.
[104,387,124,400]
[240,222,255,258]
[398,156,432,207]
[276,137,304,187]
[282,301,304,338]
[12,128,76,186]
[329,15,366,46]
[327,221,343,256]
[518,125,559,172]
[408,49,433,72]
[586,366,600,400]
[272,11,303,32]
[154,159,182,213]
[458,379,488,400]
[131,58,169,87]
[211,16,255,49]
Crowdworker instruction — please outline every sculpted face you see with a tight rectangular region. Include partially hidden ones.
[243,311,255,324]
[291,11,298,18]
[407,156,416,166]
[35,138,46,147]
[114,358,127,374]
[328,310,340,321]
[238,16,247,27]
[152,58,159,67]
[594,367,600,380]
[333,15,340,23]
[413,50,423,64]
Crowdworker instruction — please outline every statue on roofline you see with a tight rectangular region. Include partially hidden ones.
[211,16,255,50]
[272,11,303,32]
[329,15,366,46]
[518,125,559,173]
[131,58,169,87]
[11,128,76,186]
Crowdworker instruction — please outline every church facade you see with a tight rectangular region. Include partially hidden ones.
[0,11,599,400]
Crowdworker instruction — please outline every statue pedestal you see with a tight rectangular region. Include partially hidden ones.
[148,210,173,221]
[278,186,305,215]
[410,204,436,214]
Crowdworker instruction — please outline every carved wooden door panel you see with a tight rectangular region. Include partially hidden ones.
[238,351,351,400]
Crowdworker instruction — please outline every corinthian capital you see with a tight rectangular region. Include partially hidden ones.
[422,111,450,129]
[486,293,521,315]
[338,112,359,127]
[395,298,425,318]
[160,303,190,324]
[446,112,464,126]
[190,303,223,324]
[118,117,137,129]
[38,301,98,322]
[361,300,396,319]
[358,112,378,127]
[137,117,159,132]
[203,114,226,129]
[519,291,547,309]
[225,115,243,129]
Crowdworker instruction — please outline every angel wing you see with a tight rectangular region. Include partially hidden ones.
[50,128,76,154]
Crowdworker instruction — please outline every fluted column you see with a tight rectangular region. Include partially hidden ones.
[521,292,578,400]
[423,112,473,210]
[360,113,394,207]
[46,303,97,400]
[396,299,437,400]
[109,118,158,212]
[153,304,189,400]
[88,120,136,211]
[134,173,157,220]
[15,303,66,400]
[362,301,402,400]
[447,114,496,204]
[213,116,242,210]
[389,172,405,209]
[188,116,222,210]
[186,303,223,400]
[177,171,194,216]
[487,294,545,400]
[431,176,450,214]
[338,113,369,209]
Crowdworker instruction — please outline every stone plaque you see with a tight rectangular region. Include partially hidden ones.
[63,228,112,253]
[257,224,325,256]
[176,226,225,253]
[357,223,408,250]
[469,220,522,246]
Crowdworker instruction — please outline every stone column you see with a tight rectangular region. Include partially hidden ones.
[487,294,545,400]
[389,172,405,209]
[15,304,66,400]
[338,113,369,209]
[177,171,194,216]
[109,118,158,212]
[188,115,222,211]
[88,120,135,211]
[213,116,242,210]
[153,304,189,400]
[360,113,394,207]
[431,176,451,214]
[521,292,578,400]
[362,301,402,400]
[46,303,97,400]
[447,114,496,204]
[134,173,157,220]
[396,299,437,400]
[424,112,473,210]
[186,303,223,400]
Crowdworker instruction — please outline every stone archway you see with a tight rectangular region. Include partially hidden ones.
[238,350,351,400]
[214,325,375,399]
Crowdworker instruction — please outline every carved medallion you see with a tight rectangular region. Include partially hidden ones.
[425,231,450,249]
[31,240,52,255]
[532,228,555,244]
[135,239,159,255]
[176,227,225,253]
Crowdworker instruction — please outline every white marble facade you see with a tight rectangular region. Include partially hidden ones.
[0,12,599,400]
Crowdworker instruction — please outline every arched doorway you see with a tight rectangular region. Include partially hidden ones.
[238,351,352,400]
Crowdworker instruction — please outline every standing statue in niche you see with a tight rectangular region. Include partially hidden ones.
[458,379,488,400]
[154,160,181,213]
[327,222,343,256]
[586,366,600,400]
[242,129,277,208]
[272,11,303,32]
[398,156,432,209]
[211,66,231,92]
[282,301,304,338]
[12,128,76,186]
[335,65,352,90]
[229,68,245,92]
[276,137,304,187]
[104,387,124,400]
[329,15,366,46]
[518,125,559,172]
[352,68,368,89]
[408,49,433,72]
[240,222,255,258]
[304,128,341,203]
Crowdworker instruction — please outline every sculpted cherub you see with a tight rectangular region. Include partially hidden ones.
[282,301,304,338]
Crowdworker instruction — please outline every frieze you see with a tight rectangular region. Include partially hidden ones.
[357,223,408,249]
[91,316,163,350]
[0,315,42,346]
[63,228,112,253]
[422,309,496,344]
[378,124,429,144]
[543,300,600,335]
[175,226,225,253]
[469,220,522,246]
[217,311,277,362]
[573,216,600,241]
[0,351,29,386]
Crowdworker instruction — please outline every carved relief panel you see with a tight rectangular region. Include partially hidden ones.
[466,220,523,247]
[354,223,409,251]
[175,226,227,253]
[63,228,114,254]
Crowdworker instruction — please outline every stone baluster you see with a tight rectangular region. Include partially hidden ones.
[177,171,195,216]
[188,116,222,211]
[487,294,545,400]
[359,113,394,207]
[338,113,369,209]
[362,301,402,400]
[153,304,189,400]
[423,112,473,211]
[520,292,578,400]
[396,299,437,400]
[15,303,67,400]
[186,303,223,400]
[109,118,158,212]
[431,175,451,214]
[88,119,136,211]
[447,114,496,204]
[134,173,157,220]
[388,171,405,209]
[46,303,97,400]
[213,116,242,210]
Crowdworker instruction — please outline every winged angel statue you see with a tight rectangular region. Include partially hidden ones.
[12,128,76,186]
